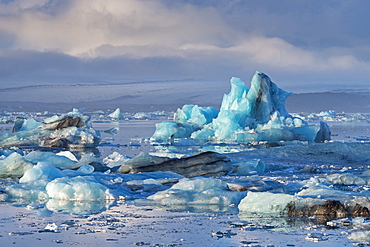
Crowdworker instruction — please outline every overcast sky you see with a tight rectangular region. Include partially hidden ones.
[1,0,370,90]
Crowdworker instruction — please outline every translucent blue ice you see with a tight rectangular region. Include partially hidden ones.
[0,152,33,178]
[25,151,77,169]
[19,162,65,183]
[151,71,330,144]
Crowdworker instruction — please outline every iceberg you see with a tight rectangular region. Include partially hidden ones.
[0,113,100,149]
[151,72,331,144]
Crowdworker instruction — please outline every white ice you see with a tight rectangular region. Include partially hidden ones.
[109,108,123,119]
[147,177,246,206]
[238,191,294,213]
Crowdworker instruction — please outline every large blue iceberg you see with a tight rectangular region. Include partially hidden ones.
[151,72,330,144]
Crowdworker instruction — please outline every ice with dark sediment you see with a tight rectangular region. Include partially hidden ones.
[0,110,100,149]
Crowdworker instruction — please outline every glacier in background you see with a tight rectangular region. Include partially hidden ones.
[151,71,331,144]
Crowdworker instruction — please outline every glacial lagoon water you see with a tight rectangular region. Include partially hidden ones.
[1,111,370,246]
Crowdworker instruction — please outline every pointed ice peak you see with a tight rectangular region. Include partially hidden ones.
[109,108,123,119]
[247,71,292,123]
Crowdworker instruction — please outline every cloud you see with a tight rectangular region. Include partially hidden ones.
[0,0,235,56]
[0,0,369,87]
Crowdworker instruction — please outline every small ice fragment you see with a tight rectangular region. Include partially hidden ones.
[77,164,95,174]
[109,108,123,119]
[305,232,328,242]
[45,223,67,232]
[26,203,45,210]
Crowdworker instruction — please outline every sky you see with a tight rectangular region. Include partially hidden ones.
[1,0,370,91]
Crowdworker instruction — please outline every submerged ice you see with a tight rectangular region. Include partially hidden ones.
[151,72,331,144]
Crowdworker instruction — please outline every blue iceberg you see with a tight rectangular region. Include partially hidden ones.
[151,72,330,144]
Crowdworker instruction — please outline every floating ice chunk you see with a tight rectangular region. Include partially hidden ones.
[46,176,113,201]
[291,125,320,143]
[171,177,228,191]
[314,121,331,143]
[44,223,68,232]
[151,121,196,142]
[109,108,123,119]
[174,105,218,126]
[77,154,103,168]
[233,159,265,174]
[5,180,49,201]
[326,173,367,186]
[305,232,328,242]
[226,175,271,192]
[25,151,77,169]
[148,177,246,206]
[19,162,65,183]
[103,152,131,168]
[317,110,336,117]
[134,112,153,119]
[348,231,370,243]
[238,191,294,213]
[297,182,354,201]
[77,164,94,174]
[0,152,33,178]
[56,151,78,161]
